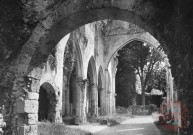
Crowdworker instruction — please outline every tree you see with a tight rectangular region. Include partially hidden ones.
[119,41,164,105]
[116,64,137,106]
[148,68,167,95]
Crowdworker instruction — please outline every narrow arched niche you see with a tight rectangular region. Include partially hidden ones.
[69,67,76,115]
[86,56,97,116]
[38,82,56,122]
[98,66,104,115]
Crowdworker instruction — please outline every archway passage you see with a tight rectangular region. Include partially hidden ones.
[115,40,166,108]
[98,66,104,115]
[38,83,56,122]
[38,87,49,121]
[86,57,97,117]
[69,67,76,115]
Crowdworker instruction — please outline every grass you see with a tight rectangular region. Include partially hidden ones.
[38,122,92,135]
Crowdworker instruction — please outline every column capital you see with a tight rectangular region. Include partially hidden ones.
[77,77,89,89]
[90,83,97,89]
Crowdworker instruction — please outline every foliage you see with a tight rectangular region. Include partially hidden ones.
[117,41,165,105]
[116,61,136,106]
[147,68,167,95]
[38,122,91,135]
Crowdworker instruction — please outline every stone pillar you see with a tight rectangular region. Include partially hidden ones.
[98,88,105,115]
[75,77,88,124]
[107,90,111,114]
[12,76,40,135]
[104,69,110,115]
[64,84,70,115]
[91,84,98,117]
[112,57,118,114]
[112,71,116,114]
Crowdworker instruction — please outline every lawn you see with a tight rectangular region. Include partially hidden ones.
[38,122,92,135]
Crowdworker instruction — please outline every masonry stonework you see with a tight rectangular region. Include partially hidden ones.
[1,0,193,134]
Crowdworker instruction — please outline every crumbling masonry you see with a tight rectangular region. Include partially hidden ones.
[1,0,193,134]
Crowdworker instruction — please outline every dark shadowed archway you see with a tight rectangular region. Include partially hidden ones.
[86,56,98,116]
[38,82,56,122]
[98,66,105,115]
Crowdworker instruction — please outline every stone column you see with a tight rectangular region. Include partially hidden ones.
[98,88,105,115]
[64,84,70,115]
[104,69,109,115]
[12,76,40,135]
[75,77,88,124]
[91,84,98,117]
[112,70,117,114]
[112,56,118,114]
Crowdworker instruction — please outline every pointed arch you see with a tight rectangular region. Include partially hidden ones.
[87,56,97,85]
[98,66,104,89]
[75,43,84,78]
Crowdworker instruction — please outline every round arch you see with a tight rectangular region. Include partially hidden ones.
[23,7,165,74]
[38,82,57,122]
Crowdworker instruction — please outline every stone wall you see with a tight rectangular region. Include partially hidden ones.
[1,0,193,134]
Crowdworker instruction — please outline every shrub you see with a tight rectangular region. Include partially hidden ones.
[148,104,157,114]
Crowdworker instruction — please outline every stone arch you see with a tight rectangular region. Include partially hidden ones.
[86,56,98,116]
[87,56,97,85]
[38,82,57,122]
[21,7,165,74]
[105,32,160,67]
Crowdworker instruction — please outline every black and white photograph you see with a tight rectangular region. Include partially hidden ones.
[0,0,193,135]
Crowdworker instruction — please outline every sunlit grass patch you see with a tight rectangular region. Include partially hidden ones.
[38,121,92,135]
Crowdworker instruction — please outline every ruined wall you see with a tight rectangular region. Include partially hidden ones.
[1,0,193,134]
[103,20,160,66]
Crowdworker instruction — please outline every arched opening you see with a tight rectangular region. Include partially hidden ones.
[114,40,168,111]
[38,82,56,122]
[86,56,97,117]
[98,66,104,115]
[28,8,164,73]
[69,67,76,115]
[5,1,193,134]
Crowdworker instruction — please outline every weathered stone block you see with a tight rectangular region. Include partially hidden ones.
[18,125,37,135]
[30,79,40,93]
[27,92,39,100]
[28,114,38,125]
[16,99,38,114]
